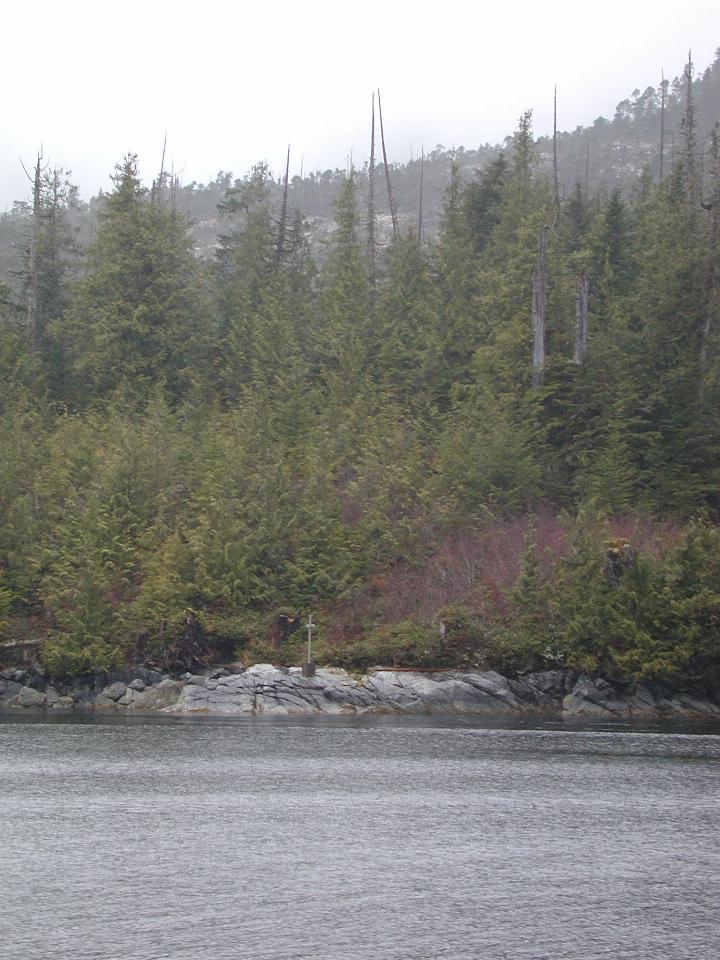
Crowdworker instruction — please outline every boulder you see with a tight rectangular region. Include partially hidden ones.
[134,678,183,710]
[102,681,127,701]
[204,667,229,680]
[51,696,74,710]
[15,686,47,707]
[128,678,146,691]
[1,667,28,684]
[245,663,288,678]
[94,694,118,709]
[0,679,23,704]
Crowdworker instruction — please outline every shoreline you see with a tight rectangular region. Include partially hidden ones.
[2,663,720,721]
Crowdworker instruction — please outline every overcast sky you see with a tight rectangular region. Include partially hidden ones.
[1,0,718,208]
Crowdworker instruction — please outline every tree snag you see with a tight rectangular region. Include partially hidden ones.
[367,93,376,292]
[377,88,399,241]
[574,270,590,364]
[532,223,549,387]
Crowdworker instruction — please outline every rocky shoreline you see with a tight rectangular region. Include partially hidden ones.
[2,663,720,721]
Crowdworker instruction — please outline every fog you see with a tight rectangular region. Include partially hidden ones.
[1,0,718,207]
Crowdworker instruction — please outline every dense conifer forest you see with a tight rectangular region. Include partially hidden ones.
[1,53,720,683]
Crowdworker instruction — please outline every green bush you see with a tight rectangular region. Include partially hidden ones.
[351,620,440,669]
[435,605,488,667]
[0,580,12,635]
[42,634,123,678]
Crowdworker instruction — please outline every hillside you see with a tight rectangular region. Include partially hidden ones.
[1,50,719,272]
[1,51,720,686]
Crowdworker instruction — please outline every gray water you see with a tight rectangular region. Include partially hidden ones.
[1,715,719,960]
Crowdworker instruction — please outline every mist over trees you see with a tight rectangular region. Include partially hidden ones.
[1,51,720,681]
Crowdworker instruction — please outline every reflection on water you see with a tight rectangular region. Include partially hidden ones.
[2,714,719,960]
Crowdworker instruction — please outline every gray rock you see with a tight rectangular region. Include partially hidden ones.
[525,670,567,698]
[226,662,247,674]
[245,663,287,678]
[94,694,118,709]
[134,678,183,710]
[9,661,713,720]
[51,696,75,710]
[204,668,229,679]
[667,694,720,717]
[102,681,127,702]
[562,693,611,718]
[1,668,28,683]
[71,685,97,706]
[561,676,640,718]
[0,679,23,703]
[15,686,47,707]
[134,667,164,685]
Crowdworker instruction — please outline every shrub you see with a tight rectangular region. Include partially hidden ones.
[358,620,440,668]
[435,605,488,667]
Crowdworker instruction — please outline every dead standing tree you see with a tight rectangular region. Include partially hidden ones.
[377,88,399,240]
[544,88,592,371]
[418,147,425,244]
[681,52,699,206]
[574,270,590,364]
[150,132,168,205]
[700,126,720,387]
[19,151,45,350]
[276,144,291,261]
[531,223,550,387]
[531,88,559,386]
[552,86,561,217]
[367,93,377,293]
[659,69,668,181]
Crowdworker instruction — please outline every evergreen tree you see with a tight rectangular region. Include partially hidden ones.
[56,155,207,406]
[464,153,508,254]
[314,171,371,398]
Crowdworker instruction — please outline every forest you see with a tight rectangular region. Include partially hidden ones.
[1,53,720,684]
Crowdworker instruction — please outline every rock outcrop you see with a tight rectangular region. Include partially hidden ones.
[1,664,719,720]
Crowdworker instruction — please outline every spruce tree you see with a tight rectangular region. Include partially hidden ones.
[57,155,207,406]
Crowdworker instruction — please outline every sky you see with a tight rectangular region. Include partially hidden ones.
[1,0,719,208]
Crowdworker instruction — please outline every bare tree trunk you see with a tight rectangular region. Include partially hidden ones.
[418,147,425,244]
[659,69,667,181]
[574,270,590,364]
[700,129,720,387]
[682,52,698,205]
[553,86,561,216]
[377,89,399,240]
[151,132,168,204]
[367,93,376,292]
[584,136,590,196]
[532,224,549,387]
[26,153,42,350]
[276,144,291,261]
